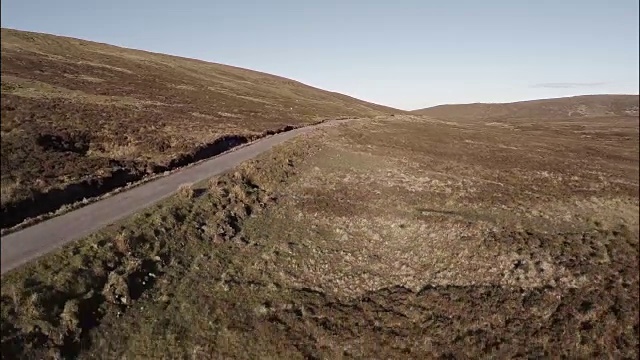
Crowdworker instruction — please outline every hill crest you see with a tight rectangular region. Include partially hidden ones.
[413,95,639,120]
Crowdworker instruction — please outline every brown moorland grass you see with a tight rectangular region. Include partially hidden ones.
[0,28,402,228]
[1,111,638,358]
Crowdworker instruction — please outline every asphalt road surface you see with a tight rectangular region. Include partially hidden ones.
[1,121,344,274]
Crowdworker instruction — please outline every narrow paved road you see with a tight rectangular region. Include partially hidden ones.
[1,121,341,274]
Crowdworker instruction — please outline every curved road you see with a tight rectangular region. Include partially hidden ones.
[1,121,342,274]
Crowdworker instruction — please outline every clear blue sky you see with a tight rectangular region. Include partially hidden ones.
[2,0,638,110]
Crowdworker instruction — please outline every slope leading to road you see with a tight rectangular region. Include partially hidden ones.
[0,120,346,274]
[1,28,403,229]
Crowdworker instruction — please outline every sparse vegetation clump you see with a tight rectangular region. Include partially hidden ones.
[112,231,130,254]
[177,183,194,199]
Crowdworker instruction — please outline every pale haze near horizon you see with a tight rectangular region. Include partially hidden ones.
[2,0,638,110]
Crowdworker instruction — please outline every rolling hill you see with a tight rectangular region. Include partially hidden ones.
[413,95,639,120]
[0,28,403,228]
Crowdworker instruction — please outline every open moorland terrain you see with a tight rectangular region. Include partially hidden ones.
[1,28,639,359]
[0,28,400,229]
[2,97,639,357]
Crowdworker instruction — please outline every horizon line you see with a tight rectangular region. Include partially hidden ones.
[2,26,639,112]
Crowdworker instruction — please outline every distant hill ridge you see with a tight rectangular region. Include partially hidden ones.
[413,95,640,120]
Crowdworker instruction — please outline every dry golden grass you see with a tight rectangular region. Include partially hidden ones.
[112,231,130,254]
[239,113,638,357]
[241,116,635,296]
[177,183,194,199]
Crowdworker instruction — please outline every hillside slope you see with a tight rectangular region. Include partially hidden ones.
[413,95,639,120]
[0,28,402,228]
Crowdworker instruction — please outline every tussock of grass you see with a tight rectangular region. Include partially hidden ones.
[112,231,130,254]
[177,183,194,199]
